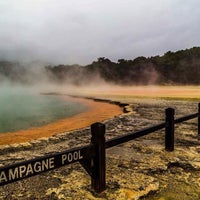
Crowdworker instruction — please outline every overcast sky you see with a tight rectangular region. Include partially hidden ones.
[0,0,199,65]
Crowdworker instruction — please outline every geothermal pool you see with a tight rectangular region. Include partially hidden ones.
[0,89,87,133]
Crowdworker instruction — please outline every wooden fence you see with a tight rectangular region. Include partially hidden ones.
[0,103,200,193]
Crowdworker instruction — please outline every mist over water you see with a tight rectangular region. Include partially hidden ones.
[0,61,106,134]
[0,85,88,133]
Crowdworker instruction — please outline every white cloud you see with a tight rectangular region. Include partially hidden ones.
[0,0,199,64]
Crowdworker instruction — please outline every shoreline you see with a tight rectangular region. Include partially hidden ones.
[0,96,123,145]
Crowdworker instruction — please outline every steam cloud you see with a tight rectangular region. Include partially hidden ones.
[0,0,199,95]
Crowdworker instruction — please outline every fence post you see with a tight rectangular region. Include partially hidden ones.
[165,108,175,151]
[90,122,106,193]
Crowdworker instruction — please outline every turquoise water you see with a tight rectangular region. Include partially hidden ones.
[0,88,87,133]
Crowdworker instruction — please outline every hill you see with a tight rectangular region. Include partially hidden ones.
[46,47,200,85]
[1,47,200,85]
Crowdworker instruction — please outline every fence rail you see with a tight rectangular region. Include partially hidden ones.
[175,112,199,124]
[105,122,166,149]
[0,103,200,193]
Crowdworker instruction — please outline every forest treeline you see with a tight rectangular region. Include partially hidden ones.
[1,47,200,85]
